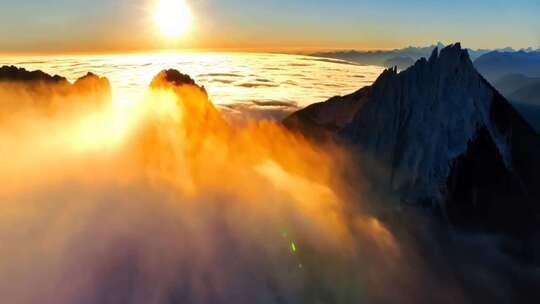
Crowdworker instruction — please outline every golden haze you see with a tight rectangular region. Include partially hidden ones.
[0,70,423,303]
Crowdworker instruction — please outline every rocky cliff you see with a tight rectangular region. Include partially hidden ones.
[287,43,540,233]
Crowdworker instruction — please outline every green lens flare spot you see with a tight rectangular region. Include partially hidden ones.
[290,241,297,253]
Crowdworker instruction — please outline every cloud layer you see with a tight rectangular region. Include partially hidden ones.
[0,69,538,304]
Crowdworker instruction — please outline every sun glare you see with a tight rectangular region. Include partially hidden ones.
[153,0,190,39]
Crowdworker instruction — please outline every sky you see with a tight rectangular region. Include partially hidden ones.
[0,0,539,54]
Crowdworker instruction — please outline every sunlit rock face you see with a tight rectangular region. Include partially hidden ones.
[143,69,230,155]
[134,69,232,193]
[148,69,227,131]
[72,72,112,103]
[287,43,540,233]
[150,69,199,88]
[0,66,111,116]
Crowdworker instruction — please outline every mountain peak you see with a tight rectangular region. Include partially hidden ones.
[150,69,200,89]
[145,69,227,135]
[374,43,475,88]
[425,43,474,70]
[438,42,471,63]
[286,42,540,233]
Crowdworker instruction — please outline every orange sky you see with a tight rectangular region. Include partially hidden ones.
[0,0,539,54]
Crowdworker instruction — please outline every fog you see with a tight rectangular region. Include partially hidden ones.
[0,71,537,304]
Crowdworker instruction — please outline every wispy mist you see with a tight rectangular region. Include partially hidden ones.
[0,71,537,304]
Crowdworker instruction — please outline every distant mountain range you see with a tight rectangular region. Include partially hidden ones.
[472,52,540,132]
[474,50,540,84]
[310,44,540,133]
[309,42,532,70]
[474,53,540,100]
[287,43,540,235]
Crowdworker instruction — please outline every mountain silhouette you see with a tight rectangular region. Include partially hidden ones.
[286,43,540,234]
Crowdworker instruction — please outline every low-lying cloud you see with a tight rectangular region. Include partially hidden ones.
[0,69,538,304]
[219,100,299,123]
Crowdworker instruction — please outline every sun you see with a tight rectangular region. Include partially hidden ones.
[153,0,190,39]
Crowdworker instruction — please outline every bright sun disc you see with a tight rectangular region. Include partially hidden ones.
[154,0,190,39]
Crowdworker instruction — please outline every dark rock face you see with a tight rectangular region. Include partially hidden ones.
[284,86,370,140]
[513,103,540,134]
[445,126,531,233]
[0,66,112,113]
[0,66,111,96]
[0,65,67,83]
[286,43,540,234]
[150,69,199,89]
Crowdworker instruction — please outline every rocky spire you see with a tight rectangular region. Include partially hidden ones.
[286,43,540,233]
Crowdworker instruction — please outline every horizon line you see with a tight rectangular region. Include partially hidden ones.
[1,43,538,57]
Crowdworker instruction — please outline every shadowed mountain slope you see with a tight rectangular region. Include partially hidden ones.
[287,43,540,234]
[474,51,540,84]
[493,73,540,96]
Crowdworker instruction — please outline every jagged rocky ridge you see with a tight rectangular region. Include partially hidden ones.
[0,65,112,113]
[0,65,111,94]
[148,69,229,134]
[286,43,540,233]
